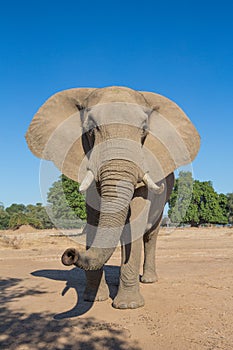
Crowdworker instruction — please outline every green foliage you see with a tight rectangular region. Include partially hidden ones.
[26,203,54,229]
[168,171,194,225]
[47,175,86,228]
[0,205,10,229]
[218,193,228,220]
[6,203,26,215]
[226,193,233,223]
[168,172,228,226]
[0,175,86,230]
[0,202,54,230]
[8,212,42,230]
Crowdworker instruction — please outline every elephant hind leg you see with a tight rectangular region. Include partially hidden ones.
[140,215,162,284]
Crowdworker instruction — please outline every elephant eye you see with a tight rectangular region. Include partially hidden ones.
[87,124,99,138]
[141,121,149,145]
[88,115,100,132]
[142,120,148,132]
[88,128,94,137]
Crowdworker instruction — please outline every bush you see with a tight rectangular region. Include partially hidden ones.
[8,213,42,230]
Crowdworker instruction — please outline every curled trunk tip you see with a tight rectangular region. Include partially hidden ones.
[61,248,79,266]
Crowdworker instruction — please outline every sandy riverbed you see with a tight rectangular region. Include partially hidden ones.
[0,227,233,349]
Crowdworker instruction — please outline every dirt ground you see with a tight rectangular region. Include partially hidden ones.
[0,227,233,350]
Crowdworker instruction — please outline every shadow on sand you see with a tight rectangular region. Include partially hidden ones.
[31,265,120,319]
[0,274,141,350]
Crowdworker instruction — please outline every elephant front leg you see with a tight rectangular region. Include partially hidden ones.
[83,195,109,302]
[84,269,109,302]
[141,216,162,283]
[113,238,144,309]
[83,225,109,302]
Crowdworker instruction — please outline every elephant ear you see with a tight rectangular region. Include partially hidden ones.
[25,88,96,182]
[140,91,200,183]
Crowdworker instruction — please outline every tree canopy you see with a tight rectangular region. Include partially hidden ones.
[47,174,86,228]
[168,172,229,226]
[0,176,86,230]
[226,193,233,224]
[0,202,54,230]
[0,204,10,230]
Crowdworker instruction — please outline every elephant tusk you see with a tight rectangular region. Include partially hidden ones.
[79,170,95,193]
[142,173,165,194]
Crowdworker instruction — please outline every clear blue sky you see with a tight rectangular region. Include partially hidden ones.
[0,0,232,208]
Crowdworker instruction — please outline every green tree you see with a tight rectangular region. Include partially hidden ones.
[47,175,86,228]
[0,203,10,229]
[6,203,26,215]
[187,181,228,226]
[26,203,54,229]
[226,193,233,224]
[4,202,54,230]
[168,171,194,225]
[8,212,43,230]
[218,193,228,221]
[168,172,228,226]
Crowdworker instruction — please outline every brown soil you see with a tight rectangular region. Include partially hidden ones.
[13,224,40,233]
[0,227,233,350]
[0,224,58,235]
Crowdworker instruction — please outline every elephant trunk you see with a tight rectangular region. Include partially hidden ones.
[62,160,139,270]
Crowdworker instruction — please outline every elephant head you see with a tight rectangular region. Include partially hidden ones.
[26,86,200,270]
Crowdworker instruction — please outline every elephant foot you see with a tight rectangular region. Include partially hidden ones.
[83,284,109,302]
[112,288,144,309]
[140,272,158,284]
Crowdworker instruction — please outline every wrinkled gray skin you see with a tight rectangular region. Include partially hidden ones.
[62,103,174,309]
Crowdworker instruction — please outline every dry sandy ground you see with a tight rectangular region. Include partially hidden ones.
[0,227,233,350]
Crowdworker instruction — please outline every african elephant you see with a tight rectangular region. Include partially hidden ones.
[26,86,200,309]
